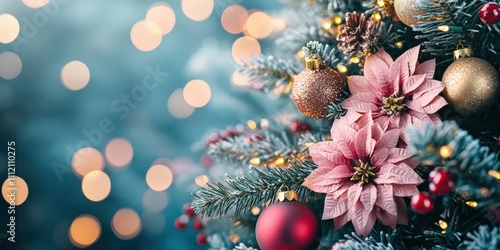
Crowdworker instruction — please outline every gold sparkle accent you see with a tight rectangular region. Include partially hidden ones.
[466,201,478,208]
[382,92,406,115]
[438,220,448,229]
[439,145,452,158]
[351,159,376,186]
[488,170,500,179]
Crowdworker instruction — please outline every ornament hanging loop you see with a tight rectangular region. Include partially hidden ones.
[277,186,299,202]
[305,57,323,70]
[453,40,474,61]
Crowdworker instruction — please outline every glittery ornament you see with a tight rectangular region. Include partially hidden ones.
[291,57,344,118]
[442,46,500,115]
[394,0,424,26]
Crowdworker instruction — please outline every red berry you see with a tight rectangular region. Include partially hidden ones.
[479,2,500,25]
[429,169,455,196]
[183,203,196,217]
[411,192,434,215]
[201,154,214,169]
[196,233,208,245]
[497,136,500,148]
[206,133,220,146]
[174,216,188,230]
[193,218,204,231]
[290,119,310,133]
[247,134,263,143]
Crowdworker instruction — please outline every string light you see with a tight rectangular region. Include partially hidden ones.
[439,145,452,158]
[250,157,261,165]
[322,21,332,30]
[438,25,463,33]
[251,206,261,216]
[275,157,285,166]
[466,201,478,208]
[333,15,343,25]
[488,170,500,179]
[337,64,348,73]
[229,234,240,243]
[377,0,386,7]
[438,220,448,230]
[247,120,257,129]
[349,56,361,64]
[372,12,382,23]
[260,119,270,129]
[395,41,403,48]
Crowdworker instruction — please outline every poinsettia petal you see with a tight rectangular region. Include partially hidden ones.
[402,74,427,95]
[322,193,348,220]
[392,184,420,197]
[348,75,380,96]
[396,197,409,225]
[407,96,447,114]
[324,165,353,180]
[376,207,397,228]
[371,148,388,167]
[347,184,363,210]
[351,199,375,237]
[360,184,377,220]
[412,80,443,100]
[371,122,385,142]
[387,148,412,163]
[342,98,379,112]
[334,212,351,231]
[411,82,445,106]
[388,46,420,94]
[309,141,349,167]
[376,184,396,216]
[354,125,371,158]
[364,49,392,92]
[415,59,436,79]
[337,139,356,159]
[374,129,400,150]
[374,164,423,185]
[303,167,332,190]
[332,182,352,200]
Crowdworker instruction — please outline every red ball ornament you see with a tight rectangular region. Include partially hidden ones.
[183,203,196,217]
[255,190,320,250]
[411,192,434,215]
[479,2,500,24]
[193,218,204,231]
[428,168,455,196]
[174,216,188,230]
[196,233,208,245]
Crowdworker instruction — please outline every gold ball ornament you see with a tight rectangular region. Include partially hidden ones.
[442,47,500,115]
[291,57,344,118]
[394,0,424,26]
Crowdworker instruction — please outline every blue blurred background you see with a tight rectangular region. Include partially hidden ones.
[0,0,283,249]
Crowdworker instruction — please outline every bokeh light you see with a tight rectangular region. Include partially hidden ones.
[232,36,261,61]
[246,12,274,39]
[2,176,29,206]
[195,175,209,187]
[146,164,173,191]
[232,71,248,86]
[69,215,101,248]
[81,170,111,202]
[167,88,195,119]
[182,0,214,21]
[142,189,168,212]
[146,3,176,35]
[61,61,91,91]
[72,147,104,178]
[183,79,211,108]
[221,5,248,34]
[130,20,163,52]
[273,17,287,32]
[22,0,49,8]
[112,208,142,240]
[105,138,134,168]
[0,14,20,44]
[0,52,22,80]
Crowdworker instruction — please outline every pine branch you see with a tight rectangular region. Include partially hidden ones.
[277,22,336,54]
[406,121,500,208]
[460,225,500,250]
[192,161,317,218]
[302,41,341,68]
[326,90,349,121]
[332,231,396,250]
[208,128,324,167]
[233,243,257,250]
[237,55,301,93]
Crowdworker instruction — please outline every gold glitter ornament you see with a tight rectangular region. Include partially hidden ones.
[394,0,424,26]
[291,57,344,118]
[442,46,500,115]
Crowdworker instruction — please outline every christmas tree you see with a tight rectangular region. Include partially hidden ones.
[185,0,500,249]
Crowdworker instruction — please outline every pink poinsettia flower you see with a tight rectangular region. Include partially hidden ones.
[303,115,423,236]
[341,46,447,141]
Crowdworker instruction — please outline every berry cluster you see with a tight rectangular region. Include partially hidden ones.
[411,168,456,215]
[174,203,207,245]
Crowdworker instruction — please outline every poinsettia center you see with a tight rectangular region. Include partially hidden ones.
[382,92,406,115]
[351,159,376,186]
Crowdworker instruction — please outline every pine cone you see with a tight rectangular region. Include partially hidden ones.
[337,12,378,56]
